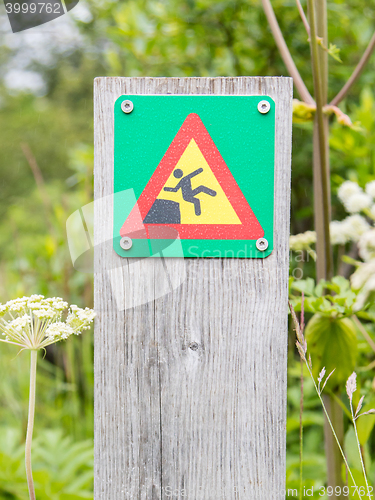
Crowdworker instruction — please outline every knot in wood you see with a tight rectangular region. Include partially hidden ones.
[189,342,199,351]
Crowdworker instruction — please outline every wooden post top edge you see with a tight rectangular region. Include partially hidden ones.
[94,76,293,85]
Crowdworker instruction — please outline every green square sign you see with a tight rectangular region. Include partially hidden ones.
[114,95,275,258]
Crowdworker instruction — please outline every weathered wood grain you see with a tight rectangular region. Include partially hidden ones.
[94,77,292,500]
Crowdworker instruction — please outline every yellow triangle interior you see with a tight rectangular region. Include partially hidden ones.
[156,139,241,225]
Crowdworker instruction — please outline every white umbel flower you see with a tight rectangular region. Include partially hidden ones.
[358,229,375,262]
[45,322,75,341]
[0,295,96,500]
[351,262,375,311]
[330,220,348,245]
[365,180,375,199]
[67,306,97,334]
[341,215,370,242]
[0,295,95,350]
[351,261,375,290]
[290,214,372,250]
[338,181,361,205]
[343,192,372,214]
[289,230,316,251]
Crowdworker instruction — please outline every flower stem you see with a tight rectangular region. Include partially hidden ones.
[305,363,362,498]
[299,358,304,500]
[351,401,371,499]
[25,350,37,500]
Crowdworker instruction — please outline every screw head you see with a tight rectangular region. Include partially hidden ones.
[121,100,134,114]
[256,238,269,251]
[120,236,133,250]
[257,100,271,114]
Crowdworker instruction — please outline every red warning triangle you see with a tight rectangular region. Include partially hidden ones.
[120,113,264,240]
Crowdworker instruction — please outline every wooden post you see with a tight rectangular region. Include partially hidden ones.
[94,77,292,499]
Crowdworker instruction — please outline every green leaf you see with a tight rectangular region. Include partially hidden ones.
[314,279,327,297]
[305,314,357,390]
[290,277,316,296]
[331,276,351,293]
[328,43,342,62]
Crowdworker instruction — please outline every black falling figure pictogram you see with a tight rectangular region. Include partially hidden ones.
[163,168,217,216]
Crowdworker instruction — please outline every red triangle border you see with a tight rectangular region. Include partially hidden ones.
[120,113,264,240]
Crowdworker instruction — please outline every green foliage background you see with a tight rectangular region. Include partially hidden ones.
[0,0,375,498]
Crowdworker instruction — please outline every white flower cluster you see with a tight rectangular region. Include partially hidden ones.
[289,231,316,251]
[335,181,375,258]
[289,179,375,309]
[289,215,370,252]
[0,295,95,350]
[330,215,370,245]
[66,305,97,334]
[2,315,31,344]
[358,228,375,262]
[351,261,375,311]
[365,180,375,199]
[338,181,373,214]
[9,314,30,331]
[0,295,68,318]
[45,322,74,341]
[290,180,375,252]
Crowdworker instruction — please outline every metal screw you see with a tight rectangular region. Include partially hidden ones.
[120,236,133,250]
[256,238,269,251]
[257,100,270,114]
[121,100,134,114]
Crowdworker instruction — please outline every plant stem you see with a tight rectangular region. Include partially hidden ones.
[351,401,371,499]
[299,358,304,500]
[313,120,330,281]
[323,394,345,498]
[295,0,310,36]
[289,300,362,498]
[261,0,314,104]
[352,316,375,355]
[330,31,375,106]
[26,350,37,500]
[305,363,362,498]
[308,0,333,281]
[310,25,339,497]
